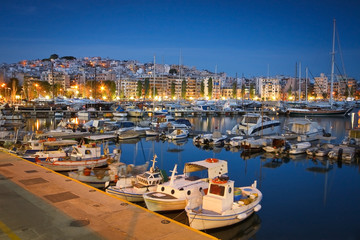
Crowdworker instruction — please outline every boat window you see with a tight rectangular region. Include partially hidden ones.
[171,189,175,195]
[209,184,225,196]
[161,187,165,191]
[187,190,191,195]
[199,187,203,192]
[228,187,232,194]
[85,150,91,155]
[153,173,160,178]
[244,117,258,124]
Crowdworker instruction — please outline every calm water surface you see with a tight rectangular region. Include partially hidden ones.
[29,110,360,240]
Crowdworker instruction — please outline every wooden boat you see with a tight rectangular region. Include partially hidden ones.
[105,155,166,202]
[288,142,311,155]
[36,143,110,171]
[185,178,262,230]
[143,158,228,212]
[166,129,189,140]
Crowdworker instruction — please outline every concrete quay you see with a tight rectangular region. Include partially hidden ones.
[0,150,216,240]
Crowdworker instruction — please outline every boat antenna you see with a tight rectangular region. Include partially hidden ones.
[150,154,157,173]
[298,62,301,102]
[169,164,177,186]
[330,19,336,106]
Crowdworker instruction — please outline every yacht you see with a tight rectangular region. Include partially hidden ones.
[226,113,281,136]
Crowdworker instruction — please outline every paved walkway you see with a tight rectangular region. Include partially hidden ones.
[0,150,215,240]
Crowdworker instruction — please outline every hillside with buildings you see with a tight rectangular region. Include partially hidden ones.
[0,56,358,102]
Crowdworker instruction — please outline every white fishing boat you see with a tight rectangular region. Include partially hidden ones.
[185,178,262,230]
[36,143,110,171]
[143,158,228,212]
[224,136,244,147]
[241,137,272,152]
[21,137,78,155]
[22,149,70,162]
[226,113,281,136]
[127,107,145,117]
[328,146,356,162]
[288,141,312,155]
[306,143,334,157]
[117,130,140,140]
[262,137,289,154]
[69,155,149,188]
[150,115,175,128]
[166,129,189,140]
[105,155,166,202]
[193,131,227,146]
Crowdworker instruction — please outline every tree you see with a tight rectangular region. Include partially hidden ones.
[103,80,116,100]
[232,81,237,99]
[322,92,328,99]
[200,80,205,97]
[152,87,158,98]
[144,78,150,97]
[241,84,245,99]
[181,79,187,99]
[53,83,62,97]
[171,81,176,98]
[208,77,213,98]
[136,81,143,98]
[249,84,255,99]
[50,54,59,60]
[169,68,177,75]
[288,86,292,99]
[60,56,76,60]
[344,85,349,99]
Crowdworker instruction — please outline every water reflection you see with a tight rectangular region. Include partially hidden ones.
[205,213,261,240]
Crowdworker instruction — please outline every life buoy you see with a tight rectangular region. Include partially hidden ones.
[212,177,227,184]
[206,158,219,163]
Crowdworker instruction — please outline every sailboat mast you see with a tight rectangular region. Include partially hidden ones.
[153,55,156,112]
[298,62,301,102]
[305,67,308,103]
[330,19,336,105]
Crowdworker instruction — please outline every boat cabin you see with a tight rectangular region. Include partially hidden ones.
[202,176,235,213]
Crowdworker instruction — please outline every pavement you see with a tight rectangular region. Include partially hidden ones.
[0,150,216,240]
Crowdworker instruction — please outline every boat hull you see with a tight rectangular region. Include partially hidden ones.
[186,204,260,230]
[143,196,187,212]
[37,158,108,171]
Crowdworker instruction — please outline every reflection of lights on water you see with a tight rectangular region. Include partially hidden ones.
[36,120,39,131]
[351,112,354,129]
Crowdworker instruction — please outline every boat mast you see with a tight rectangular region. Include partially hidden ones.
[330,19,336,106]
[153,55,156,113]
[298,62,301,102]
[305,67,308,103]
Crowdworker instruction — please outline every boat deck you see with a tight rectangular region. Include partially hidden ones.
[0,150,215,240]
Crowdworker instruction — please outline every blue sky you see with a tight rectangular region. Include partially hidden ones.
[1,0,360,79]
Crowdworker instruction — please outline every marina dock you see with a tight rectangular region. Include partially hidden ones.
[0,150,215,240]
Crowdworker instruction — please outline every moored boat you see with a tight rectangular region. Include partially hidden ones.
[143,158,228,212]
[185,178,262,230]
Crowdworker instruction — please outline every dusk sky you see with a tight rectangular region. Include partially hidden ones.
[1,0,360,79]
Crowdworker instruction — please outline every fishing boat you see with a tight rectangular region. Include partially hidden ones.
[20,137,78,155]
[262,137,289,154]
[105,155,167,202]
[150,115,175,128]
[306,143,334,157]
[328,146,356,162]
[69,158,149,188]
[185,178,262,230]
[127,107,145,117]
[22,149,70,162]
[166,129,189,140]
[36,143,110,171]
[288,142,312,155]
[193,131,227,146]
[226,113,281,136]
[241,137,272,152]
[143,158,228,212]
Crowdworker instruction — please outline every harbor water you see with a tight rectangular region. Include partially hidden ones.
[25,110,360,240]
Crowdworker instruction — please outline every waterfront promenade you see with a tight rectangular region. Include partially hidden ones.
[0,150,215,240]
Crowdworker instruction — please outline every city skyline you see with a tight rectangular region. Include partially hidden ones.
[1,0,360,79]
